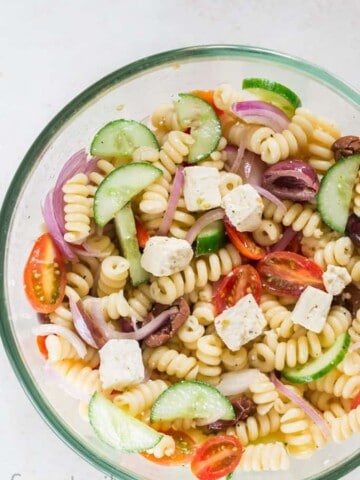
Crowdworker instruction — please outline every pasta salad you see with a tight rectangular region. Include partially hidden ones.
[24,78,360,479]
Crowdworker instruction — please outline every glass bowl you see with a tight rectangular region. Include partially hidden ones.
[1,45,360,480]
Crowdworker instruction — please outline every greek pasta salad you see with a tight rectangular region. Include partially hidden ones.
[24,78,360,478]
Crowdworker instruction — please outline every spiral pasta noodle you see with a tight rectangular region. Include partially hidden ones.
[88,159,115,189]
[65,262,94,301]
[52,359,101,397]
[45,335,99,367]
[252,219,282,247]
[279,407,319,458]
[150,244,241,304]
[62,173,92,244]
[82,235,118,257]
[169,195,197,239]
[259,295,296,339]
[49,303,74,330]
[238,442,290,472]
[192,301,215,326]
[145,434,176,458]
[350,309,360,343]
[196,334,223,385]
[313,236,354,269]
[227,408,281,446]
[218,171,243,198]
[197,136,227,171]
[262,198,324,238]
[98,290,131,320]
[143,346,199,380]
[330,405,360,442]
[113,380,169,417]
[97,255,129,297]
[151,103,182,132]
[249,374,279,415]
[213,83,243,113]
[307,369,360,398]
[127,284,153,319]
[318,306,352,348]
[177,315,205,350]
[221,347,248,371]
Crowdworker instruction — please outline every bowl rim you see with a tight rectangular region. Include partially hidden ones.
[0,44,359,480]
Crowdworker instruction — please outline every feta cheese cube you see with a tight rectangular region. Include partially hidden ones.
[221,184,263,232]
[215,294,266,351]
[141,236,193,276]
[290,286,333,333]
[322,265,352,296]
[99,339,144,390]
[183,166,221,212]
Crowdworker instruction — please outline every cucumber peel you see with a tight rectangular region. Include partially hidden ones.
[115,204,149,286]
[89,393,163,452]
[317,154,360,233]
[282,332,350,383]
[150,380,235,423]
[94,162,162,227]
[90,119,159,160]
[175,94,221,163]
[242,78,301,118]
[195,220,226,256]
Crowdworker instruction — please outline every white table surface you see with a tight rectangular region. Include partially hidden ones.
[1,1,359,479]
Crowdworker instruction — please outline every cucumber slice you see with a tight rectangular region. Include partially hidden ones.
[90,119,159,159]
[89,393,163,452]
[115,203,149,286]
[150,380,235,423]
[94,162,162,227]
[175,93,221,163]
[195,220,226,256]
[282,332,350,383]
[317,154,360,233]
[242,78,302,118]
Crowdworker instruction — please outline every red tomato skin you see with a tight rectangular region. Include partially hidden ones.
[214,265,262,315]
[135,218,150,248]
[191,435,243,480]
[23,233,66,313]
[257,251,324,297]
[36,336,48,359]
[351,393,360,410]
[141,430,196,466]
[191,90,223,116]
[224,217,265,260]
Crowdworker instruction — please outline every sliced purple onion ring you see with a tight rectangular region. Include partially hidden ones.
[232,101,290,132]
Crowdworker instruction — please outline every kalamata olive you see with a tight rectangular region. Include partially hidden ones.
[263,160,319,201]
[334,283,360,317]
[207,395,256,430]
[346,214,360,248]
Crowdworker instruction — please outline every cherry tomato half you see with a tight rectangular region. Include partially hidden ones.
[135,217,150,248]
[36,336,48,359]
[141,430,196,466]
[224,217,265,260]
[191,90,223,116]
[191,435,243,480]
[351,393,360,410]
[214,265,262,315]
[23,233,66,313]
[257,251,324,297]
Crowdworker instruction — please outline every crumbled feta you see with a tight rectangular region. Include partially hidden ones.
[141,236,193,276]
[322,265,352,296]
[290,286,333,333]
[221,184,263,232]
[99,339,144,390]
[183,166,221,212]
[214,294,266,351]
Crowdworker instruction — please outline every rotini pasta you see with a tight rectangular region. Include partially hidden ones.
[113,379,168,417]
[238,442,290,472]
[177,315,205,350]
[143,346,199,380]
[249,373,279,415]
[196,334,223,385]
[45,334,99,367]
[97,255,129,297]
[52,359,101,397]
[252,219,282,247]
[63,173,92,244]
[330,405,360,442]
[218,171,243,198]
[227,408,281,446]
[213,83,243,113]
[308,369,360,398]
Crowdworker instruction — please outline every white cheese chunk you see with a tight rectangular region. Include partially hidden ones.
[221,184,263,232]
[99,339,144,390]
[141,236,193,276]
[322,265,352,296]
[183,166,221,211]
[290,286,333,333]
[215,294,266,351]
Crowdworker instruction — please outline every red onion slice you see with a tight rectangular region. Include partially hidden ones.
[350,342,360,352]
[158,167,184,236]
[32,324,87,359]
[232,101,289,132]
[271,227,297,252]
[251,184,286,212]
[224,145,238,171]
[270,372,331,439]
[52,149,89,234]
[69,297,103,349]
[185,208,225,245]
[230,142,246,174]
[42,190,78,261]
